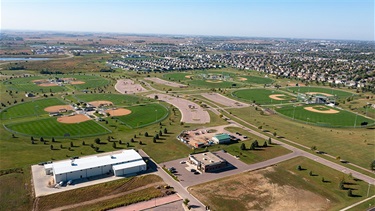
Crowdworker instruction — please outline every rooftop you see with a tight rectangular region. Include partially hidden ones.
[52,149,143,175]
[214,133,230,140]
[190,152,226,166]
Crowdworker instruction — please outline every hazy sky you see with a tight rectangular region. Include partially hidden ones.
[1,0,374,40]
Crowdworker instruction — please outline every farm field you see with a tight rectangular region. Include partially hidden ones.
[227,106,375,169]
[232,88,295,105]
[286,86,355,98]
[73,93,147,106]
[115,103,169,128]
[190,157,374,211]
[276,104,375,127]
[0,98,66,120]
[5,117,110,138]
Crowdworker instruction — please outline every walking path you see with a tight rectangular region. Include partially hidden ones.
[111,194,182,211]
[339,194,375,211]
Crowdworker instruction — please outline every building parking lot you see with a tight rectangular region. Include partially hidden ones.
[161,150,249,187]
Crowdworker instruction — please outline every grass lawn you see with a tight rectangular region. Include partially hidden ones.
[62,74,110,90]
[0,98,66,120]
[232,88,295,105]
[115,103,169,128]
[188,79,241,89]
[190,157,374,211]
[5,118,110,138]
[3,76,66,93]
[0,171,32,211]
[36,174,164,211]
[163,72,192,81]
[73,93,148,106]
[236,75,273,84]
[227,106,375,170]
[276,105,375,127]
[286,86,355,98]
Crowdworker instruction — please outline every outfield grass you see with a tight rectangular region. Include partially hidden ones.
[232,89,295,105]
[236,75,273,84]
[0,98,66,120]
[61,74,110,90]
[188,79,241,88]
[3,76,66,93]
[286,86,355,98]
[73,93,148,106]
[276,105,375,127]
[115,103,169,128]
[227,106,375,169]
[5,118,110,138]
[163,72,192,81]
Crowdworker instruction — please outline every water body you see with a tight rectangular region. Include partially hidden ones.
[0,57,50,61]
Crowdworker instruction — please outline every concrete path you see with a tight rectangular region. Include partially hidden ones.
[111,194,182,211]
[339,194,375,211]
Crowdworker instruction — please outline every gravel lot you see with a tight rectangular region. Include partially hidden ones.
[201,93,249,108]
[147,93,210,124]
[115,79,147,94]
[144,77,188,88]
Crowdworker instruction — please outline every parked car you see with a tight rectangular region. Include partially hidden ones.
[67,180,73,185]
[194,171,200,175]
[180,161,186,164]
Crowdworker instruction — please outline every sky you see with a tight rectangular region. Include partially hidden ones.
[1,0,374,41]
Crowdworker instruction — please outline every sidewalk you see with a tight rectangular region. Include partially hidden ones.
[111,194,182,211]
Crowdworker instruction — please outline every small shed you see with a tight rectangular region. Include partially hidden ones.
[212,134,231,144]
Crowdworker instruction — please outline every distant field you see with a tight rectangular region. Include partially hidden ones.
[276,105,375,127]
[232,89,295,104]
[3,76,66,93]
[188,79,241,88]
[237,75,273,84]
[163,72,191,81]
[73,94,148,106]
[5,118,110,138]
[0,98,66,120]
[115,103,169,128]
[62,74,110,90]
[286,87,355,98]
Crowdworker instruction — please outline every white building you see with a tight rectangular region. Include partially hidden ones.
[45,149,146,184]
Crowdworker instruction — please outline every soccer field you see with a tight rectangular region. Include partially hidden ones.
[232,89,294,105]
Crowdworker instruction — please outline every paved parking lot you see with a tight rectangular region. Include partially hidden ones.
[161,151,249,187]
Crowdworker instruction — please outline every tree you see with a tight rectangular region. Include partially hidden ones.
[240,143,246,150]
[40,137,44,142]
[131,138,135,143]
[309,171,313,176]
[164,128,168,134]
[297,165,302,171]
[183,198,190,206]
[82,141,86,145]
[159,130,162,136]
[119,140,122,145]
[273,132,277,137]
[348,189,353,197]
[371,160,375,171]
[52,137,55,142]
[94,138,101,144]
[321,177,325,182]
[126,142,130,147]
[50,145,53,150]
[263,141,268,147]
[70,142,73,147]
[155,134,159,139]
[112,142,117,149]
[268,137,272,144]
[253,140,259,148]
[311,146,317,151]
[139,141,143,145]
[153,137,157,143]
[145,132,149,137]
[154,95,159,100]
[31,136,34,141]
[12,134,15,138]
[249,143,255,150]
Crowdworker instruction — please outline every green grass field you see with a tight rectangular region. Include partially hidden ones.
[163,72,191,81]
[0,98,66,120]
[232,89,295,104]
[286,87,355,98]
[73,93,148,106]
[5,118,110,138]
[61,74,110,90]
[3,76,66,93]
[236,75,273,84]
[188,79,241,88]
[115,103,168,128]
[276,105,375,127]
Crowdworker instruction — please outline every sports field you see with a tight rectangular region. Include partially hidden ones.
[232,89,295,105]
[236,75,273,84]
[5,117,110,138]
[276,105,374,127]
[0,98,66,120]
[62,74,110,90]
[188,79,240,88]
[163,72,191,81]
[286,87,355,98]
[3,76,66,93]
[114,103,169,128]
[73,94,146,106]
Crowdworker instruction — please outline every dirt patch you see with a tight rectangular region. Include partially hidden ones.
[206,80,223,83]
[115,79,147,94]
[70,81,85,84]
[61,78,75,81]
[57,114,90,124]
[185,75,194,79]
[44,105,74,113]
[32,79,48,84]
[106,108,131,117]
[190,168,330,211]
[238,77,247,81]
[306,92,333,97]
[269,94,286,100]
[89,101,113,107]
[304,106,339,114]
[288,83,305,87]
